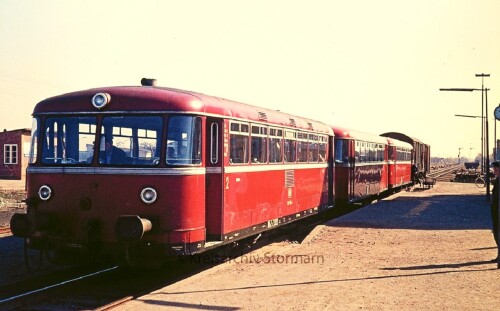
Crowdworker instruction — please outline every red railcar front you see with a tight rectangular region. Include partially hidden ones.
[10,83,335,266]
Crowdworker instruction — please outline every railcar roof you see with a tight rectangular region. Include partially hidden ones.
[332,126,388,144]
[33,86,333,134]
[380,132,428,147]
[386,137,413,149]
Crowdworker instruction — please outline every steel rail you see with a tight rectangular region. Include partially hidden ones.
[0,266,118,305]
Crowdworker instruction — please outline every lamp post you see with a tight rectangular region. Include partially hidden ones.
[448,92,486,175]
[441,73,491,200]
[495,104,500,161]
[492,103,500,268]
[477,73,491,201]
[454,114,484,165]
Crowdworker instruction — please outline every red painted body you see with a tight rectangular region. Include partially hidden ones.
[386,138,413,189]
[20,85,333,260]
[333,127,413,205]
[11,84,427,265]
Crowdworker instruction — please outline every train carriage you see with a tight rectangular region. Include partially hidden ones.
[332,127,389,205]
[10,80,335,265]
[386,137,413,189]
[381,132,431,176]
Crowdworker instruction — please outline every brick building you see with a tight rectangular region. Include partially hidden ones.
[0,128,31,180]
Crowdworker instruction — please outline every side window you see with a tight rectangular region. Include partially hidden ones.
[377,144,384,162]
[308,134,319,162]
[210,122,219,164]
[229,122,249,164]
[251,125,267,163]
[166,116,202,165]
[284,130,296,163]
[359,142,366,163]
[355,141,359,163]
[334,139,343,163]
[318,135,327,162]
[269,128,283,163]
[297,132,308,163]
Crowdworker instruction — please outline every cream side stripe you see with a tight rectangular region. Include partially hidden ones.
[27,164,328,176]
[27,167,206,176]
[224,163,327,173]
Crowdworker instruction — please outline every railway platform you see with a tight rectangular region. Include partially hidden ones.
[119,182,500,310]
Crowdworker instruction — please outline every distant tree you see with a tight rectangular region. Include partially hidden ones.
[140,141,156,158]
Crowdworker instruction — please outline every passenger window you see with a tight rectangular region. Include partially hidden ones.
[251,125,267,163]
[318,142,327,162]
[284,130,296,163]
[269,128,283,163]
[297,132,308,163]
[229,122,249,164]
[308,134,319,162]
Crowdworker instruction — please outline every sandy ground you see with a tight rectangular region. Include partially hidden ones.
[0,180,26,228]
[0,179,25,191]
[118,182,500,311]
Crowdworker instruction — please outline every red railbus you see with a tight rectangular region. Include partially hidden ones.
[332,127,389,205]
[386,137,413,189]
[381,132,431,177]
[10,80,334,265]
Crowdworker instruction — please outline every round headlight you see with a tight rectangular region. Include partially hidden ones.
[91,92,111,109]
[140,187,157,204]
[38,185,52,201]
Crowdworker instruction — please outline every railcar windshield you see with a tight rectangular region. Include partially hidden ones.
[41,116,97,164]
[40,115,163,166]
[100,116,162,165]
[166,116,202,165]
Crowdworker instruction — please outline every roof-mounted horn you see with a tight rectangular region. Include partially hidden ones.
[141,78,157,86]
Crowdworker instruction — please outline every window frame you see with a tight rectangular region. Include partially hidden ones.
[229,121,250,165]
[250,125,268,164]
[210,122,219,165]
[268,127,283,164]
[4,144,18,164]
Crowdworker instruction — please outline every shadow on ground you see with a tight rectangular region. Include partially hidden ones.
[328,193,493,230]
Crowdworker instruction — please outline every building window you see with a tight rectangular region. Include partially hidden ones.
[4,144,18,164]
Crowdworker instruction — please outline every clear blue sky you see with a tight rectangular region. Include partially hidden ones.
[1,0,500,159]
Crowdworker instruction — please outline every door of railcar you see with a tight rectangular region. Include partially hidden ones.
[348,139,356,202]
[205,117,224,241]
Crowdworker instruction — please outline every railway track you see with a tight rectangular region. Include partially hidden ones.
[0,204,356,309]
[428,164,463,182]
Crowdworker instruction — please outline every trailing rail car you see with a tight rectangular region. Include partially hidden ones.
[380,132,431,176]
[386,137,413,189]
[333,127,389,205]
[10,79,428,267]
[332,127,413,206]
